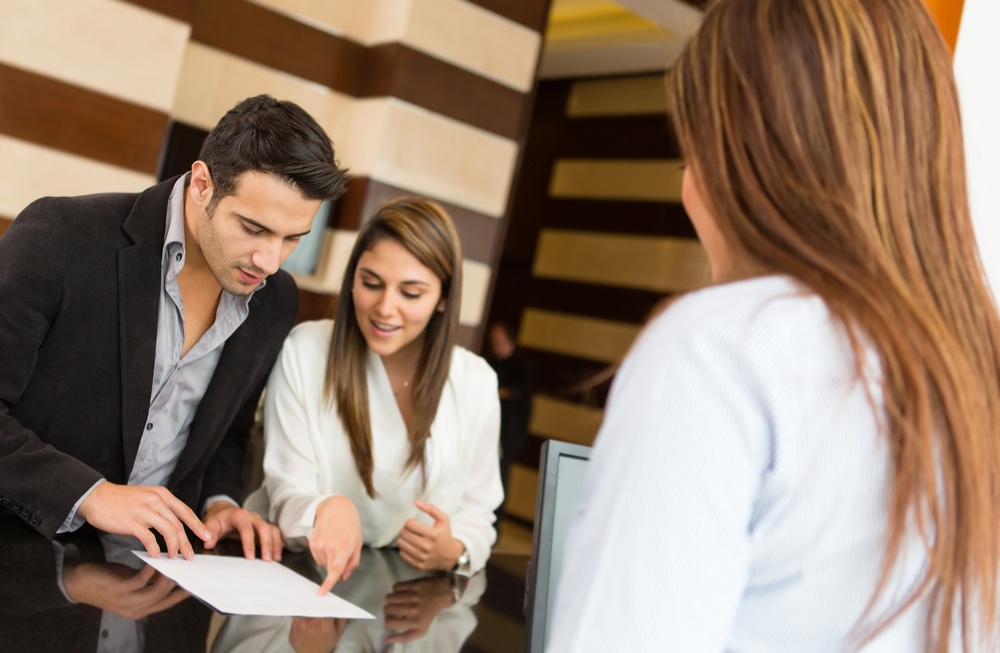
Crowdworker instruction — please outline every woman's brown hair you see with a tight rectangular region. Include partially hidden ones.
[667,0,1000,649]
[324,197,462,498]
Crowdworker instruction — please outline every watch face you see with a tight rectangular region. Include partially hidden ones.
[454,545,470,571]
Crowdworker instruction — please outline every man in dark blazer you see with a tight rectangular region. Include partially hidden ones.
[0,95,348,561]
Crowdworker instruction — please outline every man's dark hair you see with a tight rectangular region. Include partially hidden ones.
[199,94,349,211]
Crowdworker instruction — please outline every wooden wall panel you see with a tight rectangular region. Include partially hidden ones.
[189,0,366,95]
[484,73,699,514]
[556,115,680,158]
[0,63,167,173]
[121,0,196,22]
[336,177,501,264]
[524,278,668,324]
[362,44,526,140]
[542,199,697,238]
[467,0,552,31]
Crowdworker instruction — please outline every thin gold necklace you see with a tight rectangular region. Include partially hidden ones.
[393,377,413,396]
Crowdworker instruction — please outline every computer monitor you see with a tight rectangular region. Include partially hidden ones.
[523,439,592,653]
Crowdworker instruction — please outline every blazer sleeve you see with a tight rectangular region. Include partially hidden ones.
[0,199,106,535]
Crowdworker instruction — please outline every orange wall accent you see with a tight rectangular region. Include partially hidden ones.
[924,0,965,53]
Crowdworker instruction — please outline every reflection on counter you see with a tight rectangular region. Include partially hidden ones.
[0,515,212,652]
[0,514,528,653]
[212,547,485,653]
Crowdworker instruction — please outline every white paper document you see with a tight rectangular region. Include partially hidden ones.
[133,551,374,619]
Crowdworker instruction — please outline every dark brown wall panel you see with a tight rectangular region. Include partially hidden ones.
[296,287,338,324]
[467,0,553,32]
[333,177,372,231]
[120,0,195,23]
[190,3,527,140]
[457,324,478,350]
[558,115,680,159]
[158,121,210,181]
[527,278,666,324]
[363,44,526,140]
[190,0,366,95]
[0,216,12,239]
[486,76,698,417]
[498,80,571,259]
[519,349,613,404]
[336,177,500,264]
[0,63,167,174]
[543,199,697,238]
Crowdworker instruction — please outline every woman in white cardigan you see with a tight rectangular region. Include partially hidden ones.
[249,197,502,594]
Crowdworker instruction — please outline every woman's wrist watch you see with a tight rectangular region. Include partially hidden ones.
[451,542,470,572]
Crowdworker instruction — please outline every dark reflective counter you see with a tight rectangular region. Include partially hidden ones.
[0,516,528,653]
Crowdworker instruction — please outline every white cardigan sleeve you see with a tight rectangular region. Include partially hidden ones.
[260,322,336,550]
[447,354,503,574]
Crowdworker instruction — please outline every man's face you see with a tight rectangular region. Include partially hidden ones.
[195,171,320,296]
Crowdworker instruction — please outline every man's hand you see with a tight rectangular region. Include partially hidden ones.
[77,482,212,560]
[63,562,190,619]
[309,496,362,595]
[396,500,464,571]
[202,501,283,561]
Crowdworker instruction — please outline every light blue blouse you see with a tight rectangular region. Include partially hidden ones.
[546,276,937,652]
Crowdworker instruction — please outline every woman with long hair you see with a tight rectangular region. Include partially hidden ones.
[547,0,1000,651]
[249,197,502,594]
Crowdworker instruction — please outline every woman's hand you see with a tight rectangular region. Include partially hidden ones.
[310,496,362,595]
[383,575,455,643]
[396,500,465,571]
[288,617,347,653]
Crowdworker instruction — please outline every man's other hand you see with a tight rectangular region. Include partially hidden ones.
[202,501,284,562]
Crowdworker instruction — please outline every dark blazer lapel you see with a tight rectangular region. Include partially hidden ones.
[117,180,175,474]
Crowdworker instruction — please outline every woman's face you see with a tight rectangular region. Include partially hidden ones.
[352,238,445,365]
[682,165,733,283]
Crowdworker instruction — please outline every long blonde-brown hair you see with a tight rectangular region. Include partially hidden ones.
[325,197,462,498]
[667,0,1000,649]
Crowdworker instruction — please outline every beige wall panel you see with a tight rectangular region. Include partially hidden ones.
[370,100,518,218]
[534,229,710,292]
[405,0,541,93]
[0,0,189,112]
[247,0,539,93]
[567,74,669,117]
[550,158,684,202]
[529,394,603,446]
[460,259,492,327]
[173,43,356,154]
[293,228,358,294]
[339,99,390,177]
[0,136,154,219]
[506,463,539,522]
[520,308,640,364]
[176,53,516,217]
